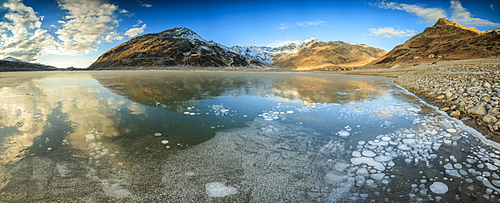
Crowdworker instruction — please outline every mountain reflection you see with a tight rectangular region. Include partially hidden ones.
[94,71,387,111]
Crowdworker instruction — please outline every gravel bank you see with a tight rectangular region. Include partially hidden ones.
[394,59,500,141]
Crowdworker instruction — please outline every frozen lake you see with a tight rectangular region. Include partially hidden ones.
[0,71,499,202]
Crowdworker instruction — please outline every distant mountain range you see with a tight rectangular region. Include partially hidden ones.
[369,18,500,68]
[88,27,387,70]
[0,57,56,72]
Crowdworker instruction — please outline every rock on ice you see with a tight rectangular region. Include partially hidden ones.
[430,182,448,194]
[205,182,238,197]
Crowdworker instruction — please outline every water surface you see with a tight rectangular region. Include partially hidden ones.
[0,71,499,202]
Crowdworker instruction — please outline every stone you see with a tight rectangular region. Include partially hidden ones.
[494,121,500,128]
[484,82,492,89]
[440,107,450,112]
[483,115,498,123]
[488,107,500,114]
[469,102,487,115]
[436,95,446,100]
[450,111,461,118]
[445,92,454,98]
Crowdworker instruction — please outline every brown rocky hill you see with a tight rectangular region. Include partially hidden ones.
[0,60,57,72]
[273,41,387,70]
[369,18,500,68]
[88,27,253,70]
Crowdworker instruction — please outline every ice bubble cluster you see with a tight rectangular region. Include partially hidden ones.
[259,103,296,121]
[342,101,500,202]
[205,182,238,197]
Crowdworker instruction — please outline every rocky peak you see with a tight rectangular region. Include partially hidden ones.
[432,18,481,34]
[158,27,204,41]
[298,37,319,46]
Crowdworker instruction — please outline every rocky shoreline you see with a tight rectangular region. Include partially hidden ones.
[394,58,500,142]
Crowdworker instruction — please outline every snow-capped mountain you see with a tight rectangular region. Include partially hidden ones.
[231,38,320,65]
[1,57,27,63]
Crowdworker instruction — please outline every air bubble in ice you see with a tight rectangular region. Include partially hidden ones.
[352,151,362,157]
[362,150,377,157]
[371,173,385,180]
[486,163,499,171]
[356,168,369,176]
[154,133,162,137]
[205,182,238,197]
[446,129,457,133]
[444,163,453,170]
[338,131,350,137]
[374,156,392,162]
[429,182,448,194]
[161,140,169,144]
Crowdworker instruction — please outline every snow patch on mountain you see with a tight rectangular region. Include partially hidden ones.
[231,37,320,65]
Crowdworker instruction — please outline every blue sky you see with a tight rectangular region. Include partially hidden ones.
[0,0,499,68]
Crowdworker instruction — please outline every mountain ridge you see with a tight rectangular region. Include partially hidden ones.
[368,18,500,68]
[88,28,387,70]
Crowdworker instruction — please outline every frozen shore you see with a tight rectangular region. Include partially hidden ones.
[393,58,500,141]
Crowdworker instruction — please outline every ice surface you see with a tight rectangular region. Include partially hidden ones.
[429,182,448,194]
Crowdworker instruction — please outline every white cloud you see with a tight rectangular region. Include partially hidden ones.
[369,27,417,38]
[0,0,58,62]
[296,20,327,27]
[277,20,327,30]
[139,1,152,7]
[277,23,292,30]
[450,0,500,28]
[375,1,446,24]
[55,0,123,55]
[124,24,146,37]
